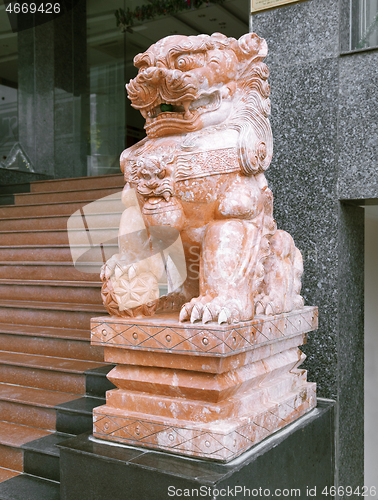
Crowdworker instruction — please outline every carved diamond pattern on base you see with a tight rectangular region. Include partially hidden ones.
[224,329,248,351]
[92,323,134,344]
[124,326,151,346]
[153,327,187,349]
[122,420,163,440]
[93,384,316,461]
[177,433,225,455]
[188,330,223,352]
[223,430,252,453]
[92,307,317,355]
[152,428,192,447]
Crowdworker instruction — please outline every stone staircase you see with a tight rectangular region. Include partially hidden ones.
[0,174,124,497]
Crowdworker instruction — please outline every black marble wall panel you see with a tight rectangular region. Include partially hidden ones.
[338,51,378,200]
[338,203,364,487]
[54,0,88,179]
[252,0,365,489]
[0,167,50,186]
[250,0,339,67]
[267,58,340,400]
[34,22,55,177]
[18,28,37,172]
[18,24,54,177]
[17,0,87,179]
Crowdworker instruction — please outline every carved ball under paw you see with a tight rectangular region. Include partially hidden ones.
[101,256,159,318]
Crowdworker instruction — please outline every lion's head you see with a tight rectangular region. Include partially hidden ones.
[126,32,272,176]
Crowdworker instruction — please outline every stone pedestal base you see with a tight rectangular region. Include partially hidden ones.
[59,401,335,500]
[91,306,317,462]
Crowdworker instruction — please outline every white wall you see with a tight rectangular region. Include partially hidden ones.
[365,206,378,487]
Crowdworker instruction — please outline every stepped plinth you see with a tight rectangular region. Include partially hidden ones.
[91,306,317,462]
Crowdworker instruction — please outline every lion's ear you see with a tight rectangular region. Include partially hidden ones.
[235,33,268,62]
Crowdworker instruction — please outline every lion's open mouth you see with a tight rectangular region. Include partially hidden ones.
[142,91,221,134]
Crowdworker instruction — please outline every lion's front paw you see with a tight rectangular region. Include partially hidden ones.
[179,295,243,325]
[156,285,195,313]
[101,254,160,317]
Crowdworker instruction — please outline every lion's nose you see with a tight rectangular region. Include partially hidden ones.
[146,180,159,189]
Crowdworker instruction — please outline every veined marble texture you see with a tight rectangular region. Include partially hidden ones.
[93,32,318,461]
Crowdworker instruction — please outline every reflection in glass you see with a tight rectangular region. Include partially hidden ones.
[88,63,126,176]
[0,4,20,170]
[351,0,378,50]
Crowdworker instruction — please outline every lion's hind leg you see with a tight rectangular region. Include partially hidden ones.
[255,230,304,316]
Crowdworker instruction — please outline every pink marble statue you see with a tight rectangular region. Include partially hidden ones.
[101,31,304,324]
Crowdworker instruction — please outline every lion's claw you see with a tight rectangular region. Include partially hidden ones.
[190,303,204,323]
[254,296,280,316]
[218,308,229,325]
[179,304,191,322]
[179,296,242,324]
[202,306,213,324]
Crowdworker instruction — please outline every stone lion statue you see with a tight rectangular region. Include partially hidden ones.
[100,32,304,324]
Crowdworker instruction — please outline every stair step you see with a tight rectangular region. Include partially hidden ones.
[0,332,104,362]
[22,433,73,482]
[31,173,123,193]
[0,473,60,499]
[0,444,23,473]
[0,211,122,231]
[15,186,122,205]
[0,174,124,490]
[0,322,106,362]
[0,263,102,282]
[0,351,106,394]
[0,227,119,246]
[0,196,121,218]
[0,323,91,341]
[0,230,69,246]
[0,215,70,231]
[0,195,15,206]
[0,307,94,330]
[0,247,75,262]
[85,365,116,397]
[0,383,79,430]
[0,383,79,408]
[0,280,102,305]
[56,396,106,435]
[0,246,117,264]
[0,183,30,196]
[0,299,104,313]
[0,351,106,374]
[0,468,19,483]
[0,421,51,471]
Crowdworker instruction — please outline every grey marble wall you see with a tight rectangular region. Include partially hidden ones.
[252,0,366,489]
[338,51,378,200]
[18,0,87,179]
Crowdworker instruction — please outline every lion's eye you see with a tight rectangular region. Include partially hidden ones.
[157,169,166,179]
[175,56,195,71]
[141,170,151,180]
